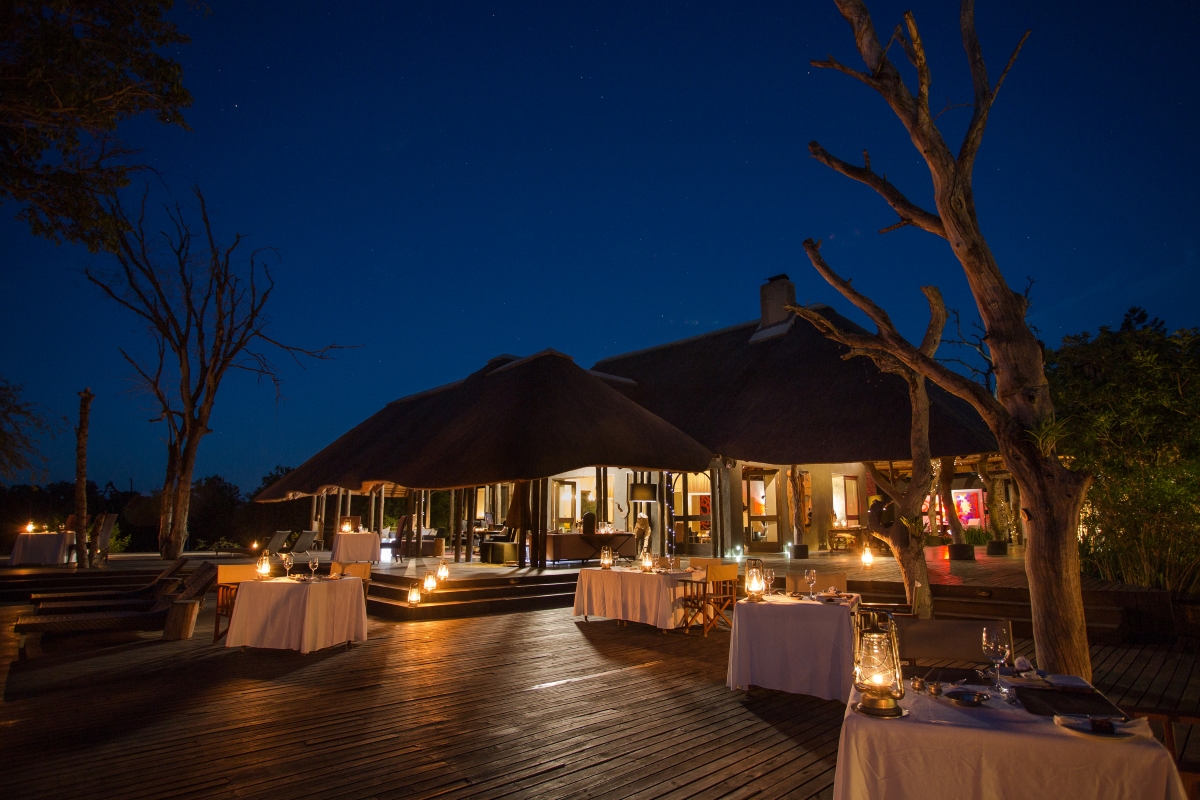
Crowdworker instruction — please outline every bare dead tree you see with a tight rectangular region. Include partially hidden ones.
[787,288,942,618]
[88,186,341,559]
[941,279,1037,394]
[801,0,1092,677]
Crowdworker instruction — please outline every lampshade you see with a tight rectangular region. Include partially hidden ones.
[852,609,905,717]
[630,483,658,502]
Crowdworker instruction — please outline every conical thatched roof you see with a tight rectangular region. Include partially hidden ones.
[591,306,997,465]
[256,350,715,501]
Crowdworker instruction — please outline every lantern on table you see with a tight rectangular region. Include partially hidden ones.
[25,521,34,533]
[436,559,449,582]
[852,609,906,717]
[341,519,352,533]
[745,565,766,601]
[407,584,421,605]
[423,570,437,593]
[640,549,654,572]
[599,546,613,570]
[256,550,272,579]
[862,546,874,569]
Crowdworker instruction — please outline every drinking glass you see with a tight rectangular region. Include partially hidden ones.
[282,551,294,578]
[804,569,817,600]
[982,626,1012,690]
[309,551,319,579]
[764,568,775,596]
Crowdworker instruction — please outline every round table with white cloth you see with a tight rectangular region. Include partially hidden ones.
[573,567,698,629]
[833,683,1186,800]
[330,531,382,562]
[8,531,74,565]
[224,576,368,653]
[726,593,858,701]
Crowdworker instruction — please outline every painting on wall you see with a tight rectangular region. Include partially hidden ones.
[952,489,984,528]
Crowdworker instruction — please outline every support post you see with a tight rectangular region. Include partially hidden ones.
[466,486,476,563]
[451,487,461,562]
[310,495,317,534]
[368,487,375,531]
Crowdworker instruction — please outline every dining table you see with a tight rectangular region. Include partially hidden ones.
[573,566,701,629]
[8,531,74,565]
[224,576,368,653]
[330,531,382,563]
[726,591,859,701]
[833,680,1187,800]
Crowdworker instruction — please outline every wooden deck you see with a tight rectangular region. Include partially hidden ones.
[2,596,1199,800]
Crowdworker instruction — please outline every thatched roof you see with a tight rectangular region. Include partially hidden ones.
[256,350,715,501]
[590,306,997,465]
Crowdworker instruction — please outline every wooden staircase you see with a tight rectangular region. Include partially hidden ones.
[367,571,579,621]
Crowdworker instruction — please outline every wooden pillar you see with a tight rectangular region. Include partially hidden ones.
[541,478,550,569]
[319,491,327,541]
[310,495,317,532]
[658,471,667,557]
[710,467,722,559]
[595,467,604,524]
[451,488,460,562]
[368,487,375,531]
[517,482,528,568]
[466,486,477,563]
[530,480,540,569]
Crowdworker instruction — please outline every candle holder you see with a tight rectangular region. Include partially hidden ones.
[745,565,766,601]
[436,559,449,582]
[599,546,613,569]
[862,546,874,569]
[423,570,437,593]
[640,549,654,572]
[407,585,421,605]
[256,551,272,579]
[852,609,906,718]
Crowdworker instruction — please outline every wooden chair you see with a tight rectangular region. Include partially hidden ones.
[680,563,739,636]
[283,530,319,554]
[94,514,117,564]
[785,571,848,594]
[1123,707,1200,799]
[213,564,262,643]
[689,557,722,571]
[895,617,1012,666]
[331,561,372,600]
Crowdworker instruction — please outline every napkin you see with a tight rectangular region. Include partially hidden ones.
[1014,656,1033,671]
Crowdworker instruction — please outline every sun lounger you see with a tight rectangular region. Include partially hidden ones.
[94,514,117,564]
[30,557,189,606]
[15,562,218,658]
[215,530,293,557]
[282,530,319,554]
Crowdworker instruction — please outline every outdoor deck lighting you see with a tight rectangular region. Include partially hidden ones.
[25,521,34,533]
[256,551,272,579]
[600,546,613,569]
[436,559,449,582]
[745,566,766,601]
[852,609,905,718]
[640,549,654,572]
[423,570,437,593]
[862,547,874,569]
[407,585,421,605]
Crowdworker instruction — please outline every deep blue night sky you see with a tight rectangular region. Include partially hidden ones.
[2,0,1197,494]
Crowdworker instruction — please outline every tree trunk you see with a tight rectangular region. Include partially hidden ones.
[165,430,203,559]
[158,435,180,556]
[74,389,94,569]
[786,466,803,548]
[887,521,933,618]
[938,457,964,544]
[977,456,1005,541]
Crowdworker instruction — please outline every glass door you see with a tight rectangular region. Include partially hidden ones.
[742,470,781,552]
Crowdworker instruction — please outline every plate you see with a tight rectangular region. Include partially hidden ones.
[945,690,990,707]
[1054,716,1138,739]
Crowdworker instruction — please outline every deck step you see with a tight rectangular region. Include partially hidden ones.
[367,590,577,621]
[0,569,177,602]
[370,580,578,604]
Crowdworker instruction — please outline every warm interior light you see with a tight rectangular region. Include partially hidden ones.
[423,571,437,593]
[436,560,449,581]
[26,521,34,533]
[407,585,421,604]
[862,547,874,568]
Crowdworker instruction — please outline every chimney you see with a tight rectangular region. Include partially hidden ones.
[759,274,795,329]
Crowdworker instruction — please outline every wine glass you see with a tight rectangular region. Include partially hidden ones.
[804,568,817,600]
[308,551,319,580]
[763,568,775,596]
[982,626,1012,690]
[282,551,294,578]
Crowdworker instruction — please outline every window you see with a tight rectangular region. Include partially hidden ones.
[832,474,860,525]
[672,472,711,545]
[742,470,779,545]
[553,480,577,530]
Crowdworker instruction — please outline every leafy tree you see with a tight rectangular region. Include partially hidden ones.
[0,378,55,479]
[1048,309,1200,595]
[251,465,294,500]
[0,0,192,251]
[187,474,241,548]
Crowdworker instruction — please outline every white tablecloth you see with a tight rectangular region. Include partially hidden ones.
[726,593,858,701]
[225,577,368,653]
[573,567,695,629]
[330,532,381,562]
[834,685,1186,800]
[8,532,73,565]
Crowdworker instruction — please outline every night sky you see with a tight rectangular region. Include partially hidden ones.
[2,0,1197,494]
